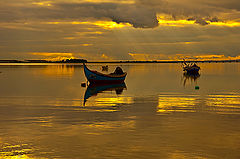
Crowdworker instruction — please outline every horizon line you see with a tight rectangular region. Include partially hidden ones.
[0,59,239,63]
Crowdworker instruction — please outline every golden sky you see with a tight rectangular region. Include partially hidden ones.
[0,0,240,61]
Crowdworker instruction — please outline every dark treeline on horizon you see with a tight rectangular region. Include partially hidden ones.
[0,58,239,63]
[0,59,88,63]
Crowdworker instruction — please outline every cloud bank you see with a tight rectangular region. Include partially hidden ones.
[1,0,240,28]
[0,0,240,60]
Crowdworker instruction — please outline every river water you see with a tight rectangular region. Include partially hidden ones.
[0,63,239,159]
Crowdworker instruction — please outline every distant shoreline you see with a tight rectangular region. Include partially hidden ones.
[86,60,240,63]
[0,59,239,64]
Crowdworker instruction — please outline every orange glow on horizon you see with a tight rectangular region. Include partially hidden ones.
[32,1,52,6]
[29,52,117,61]
[92,21,131,29]
[158,19,195,27]
[157,15,240,27]
[209,21,240,27]
[129,53,240,61]
[45,21,131,29]
[30,52,76,61]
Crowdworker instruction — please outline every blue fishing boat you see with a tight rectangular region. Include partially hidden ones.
[83,63,127,84]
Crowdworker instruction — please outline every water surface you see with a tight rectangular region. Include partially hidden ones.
[0,63,239,158]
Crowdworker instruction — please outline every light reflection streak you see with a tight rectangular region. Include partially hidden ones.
[23,116,53,127]
[83,120,136,130]
[0,155,47,159]
[46,99,84,107]
[0,95,133,111]
[33,65,75,77]
[206,94,240,114]
[168,150,206,159]
[94,97,133,106]
[157,93,240,114]
[0,143,44,159]
[158,95,198,113]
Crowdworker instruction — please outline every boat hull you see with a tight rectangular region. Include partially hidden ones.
[183,64,200,74]
[83,64,127,84]
[185,67,200,74]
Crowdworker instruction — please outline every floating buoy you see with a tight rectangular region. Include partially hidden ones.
[195,86,200,90]
[81,82,86,87]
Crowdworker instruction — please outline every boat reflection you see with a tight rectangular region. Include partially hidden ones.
[83,82,127,106]
[183,72,200,87]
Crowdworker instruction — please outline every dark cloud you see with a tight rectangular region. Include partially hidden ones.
[0,2,159,28]
[1,0,240,29]
[109,6,159,28]
[198,0,240,11]
[187,17,220,25]
[209,17,219,22]
[194,18,209,25]
[54,2,159,28]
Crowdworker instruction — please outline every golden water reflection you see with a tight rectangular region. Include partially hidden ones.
[83,82,130,107]
[83,120,136,131]
[158,94,240,114]
[158,94,199,113]
[39,65,75,77]
[30,65,76,77]
[0,143,45,159]
[0,63,240,158]
[94,97,133,106]
[206,94,240,114]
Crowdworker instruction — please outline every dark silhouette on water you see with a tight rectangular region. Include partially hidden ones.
[83,82,127,106]
[182,72,200,87]
[110,67,124,75]
[182,60,200,74]
[83,63,127,84]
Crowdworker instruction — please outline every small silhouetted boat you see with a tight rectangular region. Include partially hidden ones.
[83,63,127,84]
[83,82,127,105]
[183,62,200,74]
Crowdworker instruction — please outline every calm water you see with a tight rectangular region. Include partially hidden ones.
[0,63,240,159]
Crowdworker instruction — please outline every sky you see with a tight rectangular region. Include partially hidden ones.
[1,0,240,61]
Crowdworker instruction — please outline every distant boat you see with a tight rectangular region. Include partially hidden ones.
[83,82,127,105]
[183,62,200,74]
[83,63,127,84]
